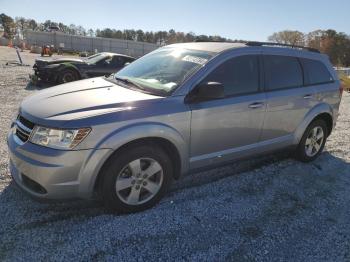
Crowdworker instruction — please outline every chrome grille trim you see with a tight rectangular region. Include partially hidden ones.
[16,120,32,134]
[14,115,35,143]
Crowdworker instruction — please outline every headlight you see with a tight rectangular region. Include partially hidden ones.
[30,126,91,150]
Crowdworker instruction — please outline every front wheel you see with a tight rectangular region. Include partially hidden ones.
[295,119,328,162]
[58,69,78,83]
[100,144,173,213]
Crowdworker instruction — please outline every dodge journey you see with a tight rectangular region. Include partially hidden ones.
[8,41,342,213]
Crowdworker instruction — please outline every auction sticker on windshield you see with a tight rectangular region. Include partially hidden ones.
[182,55,208,65]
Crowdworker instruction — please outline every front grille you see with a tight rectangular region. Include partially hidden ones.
[18,115,35,129]
[14,115,35,143]
[16,129,29,142]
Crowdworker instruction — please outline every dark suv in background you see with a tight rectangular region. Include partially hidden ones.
[33,52,135,84]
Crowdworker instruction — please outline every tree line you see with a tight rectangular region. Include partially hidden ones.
[1,13,349,66]
[0,13,230,45]
[268,30,350,66]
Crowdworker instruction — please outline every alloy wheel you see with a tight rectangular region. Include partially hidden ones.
[305,126,324,157]
[115,158,164,205]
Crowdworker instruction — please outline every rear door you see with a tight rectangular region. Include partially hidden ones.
[260,53,317,143]
[189,54,266,169]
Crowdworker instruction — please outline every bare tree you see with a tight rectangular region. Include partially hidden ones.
[28,19,38,30]
[87,28,94,37]
[268,30,305,46]
[306,30,325,50]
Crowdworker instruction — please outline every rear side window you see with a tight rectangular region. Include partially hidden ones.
[301,58,333,85]
[264,55,303,90]
[203,55,259,97]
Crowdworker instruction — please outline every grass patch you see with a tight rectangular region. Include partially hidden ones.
[339,72,350,91]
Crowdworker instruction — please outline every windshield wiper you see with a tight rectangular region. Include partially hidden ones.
[114,76,146,90]
[111,76,168,97]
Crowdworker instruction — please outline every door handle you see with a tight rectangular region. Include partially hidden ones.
[248,102,264,109]
[303,94,312,99]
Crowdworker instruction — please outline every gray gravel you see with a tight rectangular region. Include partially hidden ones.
[0,46,350,261]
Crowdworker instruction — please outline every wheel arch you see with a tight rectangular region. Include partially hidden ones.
[93,136,183,194]
[313,113,333,136]
[57,63,82,81]
[89,123,189,195]
[294,103,334,144]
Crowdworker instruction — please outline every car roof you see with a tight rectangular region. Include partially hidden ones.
[164,41,324,58]
[165,42,246,53]
[100,52,135,59]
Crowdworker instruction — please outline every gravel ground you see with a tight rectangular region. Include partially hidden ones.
[0,46,350,261]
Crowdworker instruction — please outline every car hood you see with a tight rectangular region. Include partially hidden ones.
[20,77,162,122]
[35,57,86,66]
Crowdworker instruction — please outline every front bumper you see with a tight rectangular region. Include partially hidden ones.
[33,65,56,82]
[7,131,112,200]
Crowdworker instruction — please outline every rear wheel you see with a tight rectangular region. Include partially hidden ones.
[295,119,328,162]
[58,69,78,83]
[100,144,173,213]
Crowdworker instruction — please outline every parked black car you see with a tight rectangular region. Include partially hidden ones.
[32,52,136,84]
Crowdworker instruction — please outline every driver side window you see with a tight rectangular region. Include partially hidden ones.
[104,57,112,65]
[96,57,110,66]
[202,55,260,97]
[110,56,125,67]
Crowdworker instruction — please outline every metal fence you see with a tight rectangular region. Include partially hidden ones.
[23,30,159,57]
[336,67,350,77]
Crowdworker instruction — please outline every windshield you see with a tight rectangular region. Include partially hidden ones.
[115,48,214,94]
[86,53,108,64]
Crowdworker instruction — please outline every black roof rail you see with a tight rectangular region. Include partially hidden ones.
[245,41,320,53]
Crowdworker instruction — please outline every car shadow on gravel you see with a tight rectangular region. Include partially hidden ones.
[171,151,292,192]
[225,152,350,260]
[0,181,105,228]
[0,151,349,231]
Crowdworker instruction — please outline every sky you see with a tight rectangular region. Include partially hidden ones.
[1,0,349,41]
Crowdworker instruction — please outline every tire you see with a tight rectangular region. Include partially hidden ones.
[100,144,173,213]
[295,119,328,162]
[58,69,78,84]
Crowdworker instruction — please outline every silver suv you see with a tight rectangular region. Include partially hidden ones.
[8,42,343,213]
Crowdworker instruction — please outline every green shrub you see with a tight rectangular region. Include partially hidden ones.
[338,72,350,91]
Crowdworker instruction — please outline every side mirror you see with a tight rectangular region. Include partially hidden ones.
[185,81,225,103]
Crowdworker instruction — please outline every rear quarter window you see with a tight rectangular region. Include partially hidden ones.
[264,55,303,91]
[301,58,334,85]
